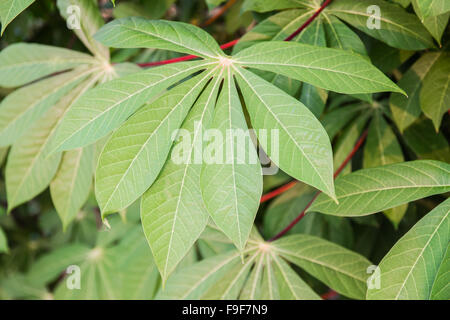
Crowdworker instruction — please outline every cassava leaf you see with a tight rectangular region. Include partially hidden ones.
[50,60,213,152]
[273,234,372,299]
[328,0,434,50]
[0,43,96,88]
[367,198,450,300]
[0,0,35,36]
[235,41,404,95]
[242,0,316,13]
[309,160,450,216]
[420,52,450,131]
[94,17,224,59]
[390,52,441,133]
[234,66,336,200]
[0,67,94,147]
[141,74,222,281]
[95,68,218,215]
[50,145,95,230]
[201,69,263,251]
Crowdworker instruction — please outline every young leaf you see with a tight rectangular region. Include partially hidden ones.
[235,41,405,95]
[412,0,450,18]
[309,160,450,216]
[328,0,434,50]
[234,66,336,200]
[420,52,450,131]
[0,0,35,36]
[242,0,315,13]
[201,69,263,251]
[367,198,450,300]
[50,145,95,230]
[94,17,224,59]
[430,245,450,300]
[140,75,222,282]
[0,43,96,88]
[95,69,217,215]
[273,234,372,299]
[50,60,213,152]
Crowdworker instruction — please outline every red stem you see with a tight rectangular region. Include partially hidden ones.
[137,0,333,67]
[284,0,333,41]
[268,129,369,241]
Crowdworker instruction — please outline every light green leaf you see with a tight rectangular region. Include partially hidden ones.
[141,74,222,281]
[322,14,368,56]
[242,0,316,13]
[235,41,404,95]
[273,234,372,299]
[0,67,94,147]
[0,0,35,35]
[260,254,280,299]
[271,253,321,300]
[57,0,109,59]
[50,60,213,152]
[96,69,217,215]
[390,52,441,133]
[94,17,223,59]
[50,145,95,230]
[367,198,450,300]
[201,69,262,251]
[234,66,336,200]
[420,13,449,45]
[0,227,8,253]
[202,253,258,299]
[420,52,450,131]
[0,43,96,88]
[156,250,246,299]
[412,0,450,18]
[5,76,98,212]
[309,160,450,217]
[239,253,265,299]
[328,0,434,50]
[430,245,450,300]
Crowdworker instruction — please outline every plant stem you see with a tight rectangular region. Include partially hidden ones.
[201,0,238,27]
[268,129,369,242]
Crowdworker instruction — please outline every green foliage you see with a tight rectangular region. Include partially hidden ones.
[0,0,449,301]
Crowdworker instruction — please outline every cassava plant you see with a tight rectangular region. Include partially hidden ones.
[0,0,449,301]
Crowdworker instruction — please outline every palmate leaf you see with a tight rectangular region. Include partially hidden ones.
[50,60,213,153]
[273,234,372,299]
[5,75,100,212]
[0,0,35,36]
[327,0,434,50]
[96,68,218,215]
[0,43,97,88]
[367,198,450,300]
[0,67,94,147]
[234,42,404,95]
[420,52,450,131]
[141,74,222,282]
[50,145,95,230]
[94,17,224,59]
[159,230,369,300]
[390,52,441,133]
[234,66,336,200]
[201,69,263,251]
[309,160,450,217]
